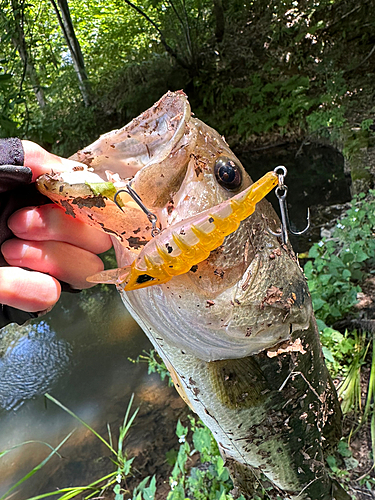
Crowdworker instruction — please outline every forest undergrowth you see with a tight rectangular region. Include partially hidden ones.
[1,0,375,157]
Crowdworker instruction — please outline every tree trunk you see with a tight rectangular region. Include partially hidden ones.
[213,0,225,43]
[8,0,46,108]
[50,0,91,106]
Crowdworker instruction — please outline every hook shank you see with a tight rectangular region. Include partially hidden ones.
[114,184,161,237]
[268,166,310,244]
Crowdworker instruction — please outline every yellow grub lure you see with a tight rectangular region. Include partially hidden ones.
[88,170,279,291]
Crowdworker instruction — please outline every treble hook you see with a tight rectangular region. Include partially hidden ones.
[114,184,161,237]
[268,166,310,245]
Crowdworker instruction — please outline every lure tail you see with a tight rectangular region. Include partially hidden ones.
[87,266,131,285]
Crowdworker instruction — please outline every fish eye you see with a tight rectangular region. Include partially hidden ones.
[214,157,242,190]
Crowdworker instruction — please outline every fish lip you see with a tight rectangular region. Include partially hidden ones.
[68,91,191,183]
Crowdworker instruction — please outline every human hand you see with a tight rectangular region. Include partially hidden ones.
[0,140,112,314]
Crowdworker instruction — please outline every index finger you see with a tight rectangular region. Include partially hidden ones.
[22,140,87,181]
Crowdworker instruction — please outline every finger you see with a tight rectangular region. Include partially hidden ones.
[8,204,112,254]
[0,267,61,312]
[22,140,87,181]
[2,239,105,290]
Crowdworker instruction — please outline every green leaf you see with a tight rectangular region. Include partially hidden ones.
[342,252,354,265]
[322,346,335,363]
[350,269,363,281]
[337,440,352,457]
[326,455,338,472]
[192,427,212,453]
[142,475,157,500]
[316,319,327,332]
[354,249,369,262]
[342,269,351,279]
[115,483,124,500]
[86,181,117,200]
[318,274,331,285]
[312,297,326,310]
[122,456,135,475]
[176,420,187,439]
[344,456,359,470]
[308,245,322,258]
[177,443,189,472]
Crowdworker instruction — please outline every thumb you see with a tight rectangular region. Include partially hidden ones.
[22,140,87,181]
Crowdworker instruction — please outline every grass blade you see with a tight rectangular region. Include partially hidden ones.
[0,431,74,500]
[25,472,117,500]
[118,394,139,458]
[44,393,117,456]
[0,440,62,460]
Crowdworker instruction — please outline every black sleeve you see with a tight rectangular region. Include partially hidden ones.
[0,139,79,329]
[0,138,24,168]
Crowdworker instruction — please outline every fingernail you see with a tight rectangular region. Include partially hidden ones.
[8,208,39,235]
[2,240,28,261]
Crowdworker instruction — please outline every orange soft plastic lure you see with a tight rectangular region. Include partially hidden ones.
[88,171,278,290]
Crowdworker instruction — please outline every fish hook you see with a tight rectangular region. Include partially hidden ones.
[268,166,310,245]
[114,184,161,237]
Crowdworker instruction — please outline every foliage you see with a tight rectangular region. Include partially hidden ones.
[228,75,316,136]
[326,439,358,481]
[361,333,375,456]
[318,327,358,377]
[336,331,369,414]
[166,417,246,500]
[0,394,140,500]
[129,349,173,386]
[0,0,374,150]
[304,190,375,472]
[304,190,375,327]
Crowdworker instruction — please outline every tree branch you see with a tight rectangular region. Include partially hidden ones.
[123,0,190,70]
[344,43,375,74]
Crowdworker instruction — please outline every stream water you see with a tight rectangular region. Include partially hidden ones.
[0,286,156,498]
[0,141,352,499]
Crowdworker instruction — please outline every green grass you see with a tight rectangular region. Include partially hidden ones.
[0,394,141,500]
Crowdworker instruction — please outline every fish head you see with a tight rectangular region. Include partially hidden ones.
[37,91,312,361]
[37,91,195,252]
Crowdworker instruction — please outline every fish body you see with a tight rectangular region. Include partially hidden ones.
[37,92,345,499]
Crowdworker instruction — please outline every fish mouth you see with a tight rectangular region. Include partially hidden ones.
[69,90,194,208]
[36,91,196,249]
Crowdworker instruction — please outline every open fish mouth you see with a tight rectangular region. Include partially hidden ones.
[70,90,192,183]
[37,91,195,250]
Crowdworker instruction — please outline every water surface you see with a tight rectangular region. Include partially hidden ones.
[0,283,155,498]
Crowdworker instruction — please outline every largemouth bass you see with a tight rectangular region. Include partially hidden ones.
[37,91,346,500]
